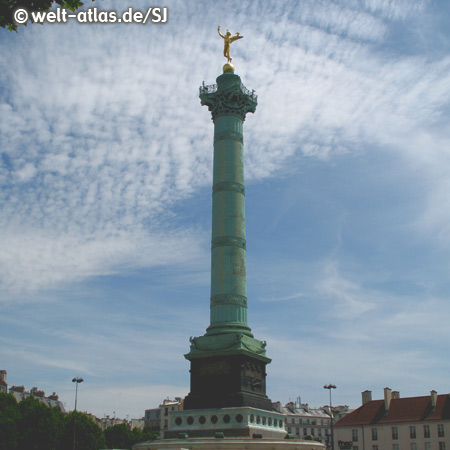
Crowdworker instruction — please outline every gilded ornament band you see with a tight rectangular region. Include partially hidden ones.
[211,236,246,250]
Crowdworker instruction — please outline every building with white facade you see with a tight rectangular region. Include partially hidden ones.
[334,388,450,450]
[144,397,183,437]
[8,385,65,412]
[144,407,161,431]
[273,401,333,447]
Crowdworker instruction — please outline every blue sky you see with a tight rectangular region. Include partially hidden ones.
[1,0,450,419]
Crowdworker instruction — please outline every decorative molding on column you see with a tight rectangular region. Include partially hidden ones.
[211,236,246,250]
[211,293,247,307]
[212,181,245,195]
[214,130,243,144]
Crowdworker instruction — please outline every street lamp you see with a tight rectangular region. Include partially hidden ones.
[324,384,336,450]
[72,377,84,450]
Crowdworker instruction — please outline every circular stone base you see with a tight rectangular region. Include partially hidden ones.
[133,438,325,450]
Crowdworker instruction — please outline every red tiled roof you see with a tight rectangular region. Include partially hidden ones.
[335,394,450,427]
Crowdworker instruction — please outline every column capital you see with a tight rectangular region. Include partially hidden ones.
[199,72,257,122]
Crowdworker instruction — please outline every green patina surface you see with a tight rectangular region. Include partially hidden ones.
[185,71,269,363]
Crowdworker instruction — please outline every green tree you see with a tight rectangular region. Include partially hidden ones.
[0,393,20,450]
[127,425,159,447]
[59,411,106,450]
[140,425,159,442]
[0,0,93,31]
[104,423,132,449]
[17,395,63,450]
[129,427,142,445]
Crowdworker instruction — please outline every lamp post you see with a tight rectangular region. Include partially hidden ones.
[72,377,84,450]
[324,384,336,450]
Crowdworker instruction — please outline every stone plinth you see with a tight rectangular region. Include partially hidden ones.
[164,407,286,440]
[133,437,325,450]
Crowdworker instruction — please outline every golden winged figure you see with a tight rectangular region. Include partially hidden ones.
[218,26,244,63]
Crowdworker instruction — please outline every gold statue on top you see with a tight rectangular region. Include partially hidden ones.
[218,26,243,63]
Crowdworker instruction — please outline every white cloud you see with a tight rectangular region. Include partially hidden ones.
[1,0,449,295]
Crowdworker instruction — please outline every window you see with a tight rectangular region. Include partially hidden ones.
[410,444,417,450]
[303,428,307,436]
[311,428,315,436]
[352,429,359,441]
[410,426,416,439]
[424,425,430,438]
[438,424,445,437]
[373,446,378,450]
[372,428,378,440]
[353,447,359,450]
[393,445,399,450]
[392,427,398,440]
[425,443,431,450]
[296,428,299,435]
[287,427,292,434]
[439,443,446,450]
[318,428,322,436]
[291,418,295,424]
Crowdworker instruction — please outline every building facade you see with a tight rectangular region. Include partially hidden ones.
[8,385,66,412]
[144,398,183,437]
[0,370,7,393]
[334,388,450,450]
[273,401,332,447]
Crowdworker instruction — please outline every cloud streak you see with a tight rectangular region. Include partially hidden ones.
[1,0,449,419]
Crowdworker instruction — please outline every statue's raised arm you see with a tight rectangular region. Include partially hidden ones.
[230,32,243,44]
[218,25,244,63]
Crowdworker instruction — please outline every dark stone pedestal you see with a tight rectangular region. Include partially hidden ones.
[184,354,273,411]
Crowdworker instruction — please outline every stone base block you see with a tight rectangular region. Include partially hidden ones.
[163,407,286,440]
[132,437,325,450]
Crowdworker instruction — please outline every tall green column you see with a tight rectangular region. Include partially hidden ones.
[205,71,255,337]
[183,68,272,412]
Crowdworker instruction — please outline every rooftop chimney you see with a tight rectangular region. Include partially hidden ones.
[392,391,400,399]
[384,387,392,411]
[362,390,372,405]
[48,392,59,401]
[431,390,437,410]
[11,385,25,393]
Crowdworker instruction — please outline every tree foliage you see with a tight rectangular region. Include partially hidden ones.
[59,411,106,450]
[0,393,20,450]
[0,0,89,31]
[105,423,132,449]
[17,396,64,450]
[140,425,159,442]
[105,423,160,449]
[0,392,159,450]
